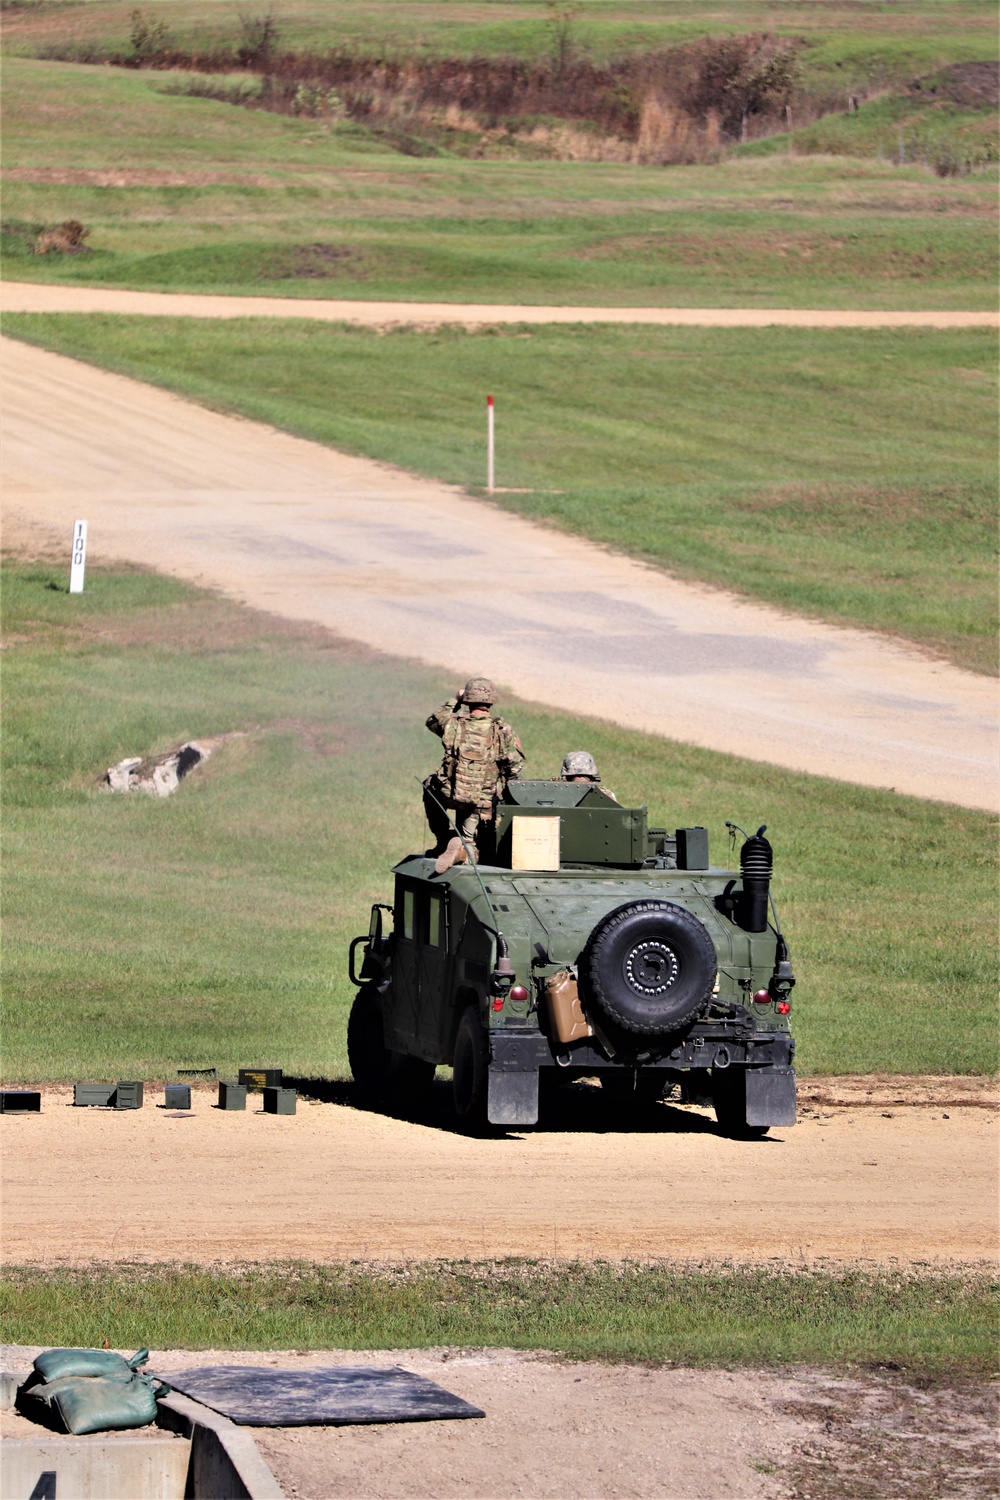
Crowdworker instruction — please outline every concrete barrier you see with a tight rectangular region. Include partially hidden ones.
[157,1392,283,1499]
[1,1436,191,1500]
[1,1368,283,1499]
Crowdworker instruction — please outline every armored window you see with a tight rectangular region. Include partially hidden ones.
[401,888,415,942]
[426,894,443,948]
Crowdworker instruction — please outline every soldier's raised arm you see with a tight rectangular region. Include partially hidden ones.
[426,692,462,738]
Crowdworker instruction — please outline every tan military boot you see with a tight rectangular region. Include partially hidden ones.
[434,837,468,874]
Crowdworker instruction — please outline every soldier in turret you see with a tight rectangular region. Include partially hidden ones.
[424,677,524,873]
[558,750,618,802]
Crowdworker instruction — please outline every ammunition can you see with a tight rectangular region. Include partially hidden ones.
[0,1091,41,1113]
[675,826,709,870]
[238,1068,283,1092]
[262,1087,296,1115]
[74,1083,116,1108]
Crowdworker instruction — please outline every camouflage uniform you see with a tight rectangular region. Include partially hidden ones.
[424,685,524,859]
[558,750,618,803]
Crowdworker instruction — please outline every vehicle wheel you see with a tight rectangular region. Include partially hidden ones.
[347,985,391,1100]
[712,1069,769,1139]
[583,902,717,1034]
[386,1052,436,1107]
[452,1004,489,1131]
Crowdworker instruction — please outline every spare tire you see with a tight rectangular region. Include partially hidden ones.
[583,901,717,1034]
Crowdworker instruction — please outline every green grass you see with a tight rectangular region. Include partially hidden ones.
[3,0,996,71]
[1,58,996,310]
[1,560,996,1082]
[5,314,996,674]
[1,1262,996,1378]
[743,88,998,174]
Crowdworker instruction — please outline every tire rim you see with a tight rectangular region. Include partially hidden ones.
[622,939,679,997]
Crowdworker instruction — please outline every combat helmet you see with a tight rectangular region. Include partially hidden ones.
[463,676,496,706]
[561,750,600,780]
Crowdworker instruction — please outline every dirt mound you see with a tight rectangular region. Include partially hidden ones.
[799,1074,998,1111]
[931,61,1000,108]
[33,219,90,256]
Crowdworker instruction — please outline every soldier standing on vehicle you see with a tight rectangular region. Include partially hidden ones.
[424,677,524,872]
[559,750,618,802]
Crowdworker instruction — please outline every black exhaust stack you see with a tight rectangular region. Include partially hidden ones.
[740,826,772,933]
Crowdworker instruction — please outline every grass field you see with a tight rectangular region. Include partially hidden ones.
[4,0,994,69]
[2,53,996,309]
[5,314,996,675]
[2,1261,996,1378]
[1,558,995,1083]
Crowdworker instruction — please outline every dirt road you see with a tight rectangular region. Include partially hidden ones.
[2,281,997,327]
[3,337,996,810]
[2,1083,995,1265]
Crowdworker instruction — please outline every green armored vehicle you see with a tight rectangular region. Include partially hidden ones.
[347,780,796,1134]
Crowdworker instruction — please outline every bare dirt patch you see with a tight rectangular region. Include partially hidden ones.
[261,1362,1000,1500]
[2,1344,995,1500]
[2,167,282,188]
[798,1074,998,1111]
[780,1370,1000,1500]
[2,1080,995,1266]
[268,242,370,280]
[922,61,1000,110]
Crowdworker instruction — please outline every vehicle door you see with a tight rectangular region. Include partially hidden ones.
[388,878,421,1051]
[416,886,449,1060]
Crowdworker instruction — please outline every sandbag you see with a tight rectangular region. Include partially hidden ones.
[33,1346,149,1382]
[23,1371,166,1436]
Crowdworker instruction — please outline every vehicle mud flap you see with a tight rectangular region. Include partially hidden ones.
[488,1066,539,1127]
[745,1066,797,1127]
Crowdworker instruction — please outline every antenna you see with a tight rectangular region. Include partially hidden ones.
[417,778,505,941]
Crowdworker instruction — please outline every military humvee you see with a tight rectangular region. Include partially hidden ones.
[347,780,796,1133]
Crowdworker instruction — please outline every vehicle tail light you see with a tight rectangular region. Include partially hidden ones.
[509,985,529,1003]
[492,997,505,1011]
[752,989,771,1005]
[775,1000,791,1015]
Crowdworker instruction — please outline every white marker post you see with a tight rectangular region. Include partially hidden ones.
[487,394,495,494]
[69,519,88,594]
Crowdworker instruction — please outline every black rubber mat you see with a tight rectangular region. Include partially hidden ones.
[155,1365,486,1426]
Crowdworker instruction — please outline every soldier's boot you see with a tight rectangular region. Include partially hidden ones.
[434,837,469,875]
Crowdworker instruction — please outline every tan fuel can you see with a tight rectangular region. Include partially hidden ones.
[545,970,593,1045]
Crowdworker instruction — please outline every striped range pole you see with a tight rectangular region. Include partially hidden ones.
[487,394,495,494]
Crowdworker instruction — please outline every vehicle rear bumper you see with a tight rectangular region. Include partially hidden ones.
[489,1030,794,1072]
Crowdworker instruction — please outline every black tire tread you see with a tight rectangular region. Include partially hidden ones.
[584,900,717,1035]
[347,984,390,1096]
[452,1003,489,1129]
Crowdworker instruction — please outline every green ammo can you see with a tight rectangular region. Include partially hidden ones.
[218,1081,247,1110]
[114,1081,144,1110]
[74,1084,116,1108]
[675,826,709,870]
[239,1068,283,1091]
[164,1084,191,1109]
[262,1087,296,1115]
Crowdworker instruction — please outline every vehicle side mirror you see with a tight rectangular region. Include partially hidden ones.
[369,906,383,947]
